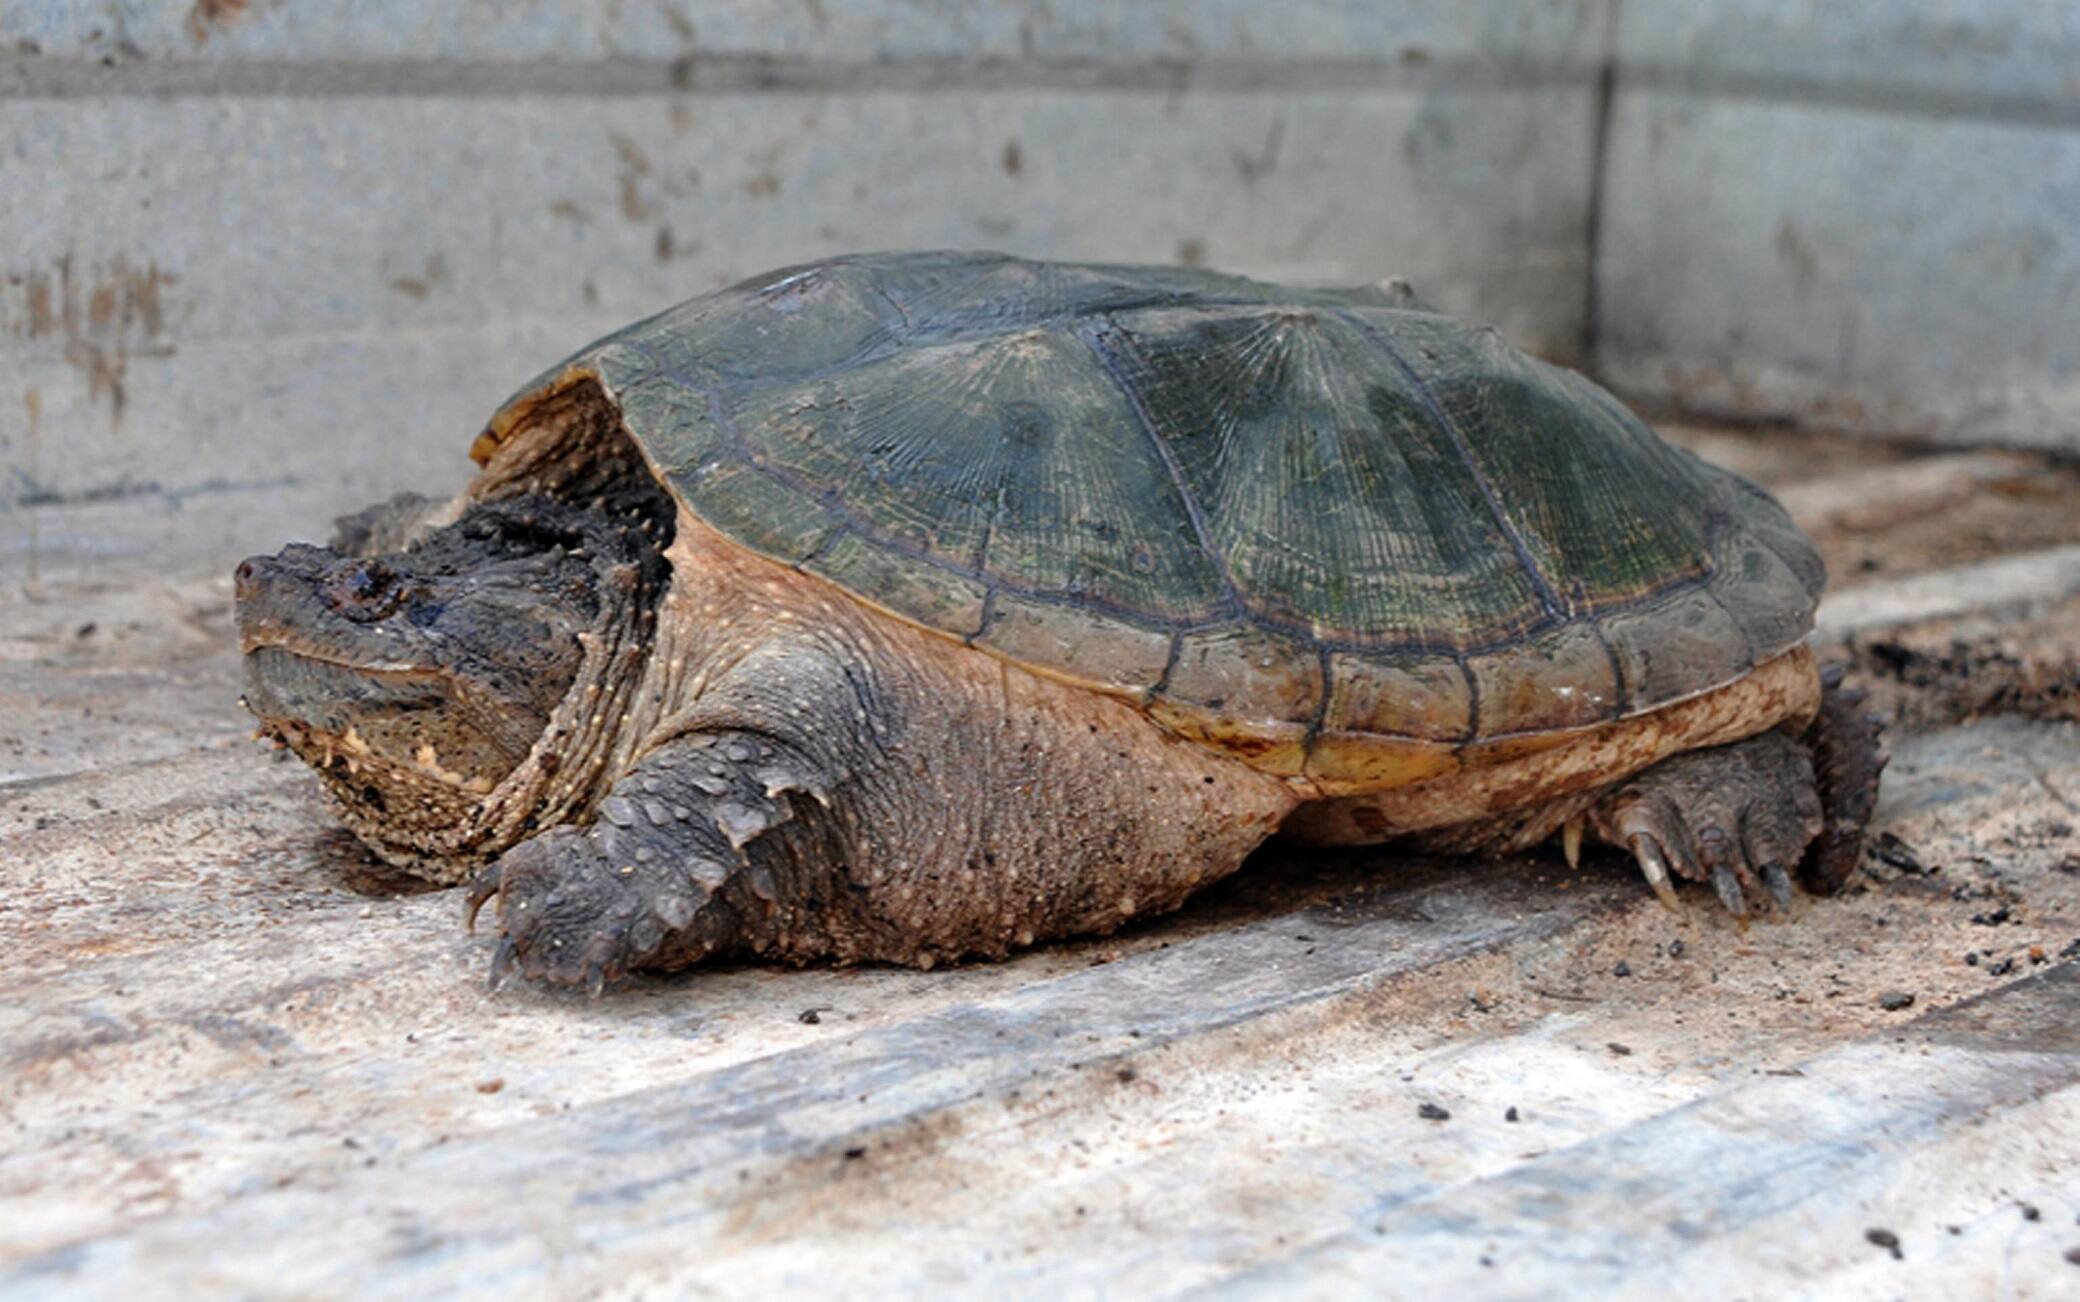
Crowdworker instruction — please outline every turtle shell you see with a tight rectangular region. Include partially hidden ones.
[476,252,1822,788]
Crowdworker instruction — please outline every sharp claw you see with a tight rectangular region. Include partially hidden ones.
[464,868,501,933]
[488,938,519,992]
[1628,835,1686,915]
[1762,862,1796,912]
[1562,815,1585,870]
[1711,862,1750,919]
[585,964,609,1001]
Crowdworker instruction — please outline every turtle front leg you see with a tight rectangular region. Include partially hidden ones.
[465,615,1301,992]
[467,635,874,993]
[1579,670,1885,917]
[465,727,840,994]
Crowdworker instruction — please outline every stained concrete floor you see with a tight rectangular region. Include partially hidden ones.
[4,425,2080,1298]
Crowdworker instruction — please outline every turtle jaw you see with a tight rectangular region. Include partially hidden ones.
[233,543,574,850]
[240,645,499,788]
[238,636,533,861]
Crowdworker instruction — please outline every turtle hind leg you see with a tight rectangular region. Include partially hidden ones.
[1433,674,1883,919]
[1406,730,1825,917]
[1567,669,1882,915]
[1582,727,1824,919]
[1799,664,1888,895]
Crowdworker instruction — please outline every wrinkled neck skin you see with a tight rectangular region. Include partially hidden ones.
[238,447,681,881]
[455,538,686,878]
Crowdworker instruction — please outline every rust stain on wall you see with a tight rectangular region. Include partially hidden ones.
[607,129,706,226]
[612,132,656,222]
[187,0,252,44]
[10,256,178,426]
[22,386,42,583]
[27,281,56,338]
[387,253,451,301]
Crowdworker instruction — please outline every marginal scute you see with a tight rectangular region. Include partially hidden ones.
[607,368,728,480]
[1302,733,1459,790]
[1320,650,1473,742]
[589,343,655,389]
[1457,727,1583,770]
[1159,623,1322,726]
[974,592,1170,692]
[1597,588,1754,714]
[1719,476,1826,602]
[474,365,614,468]
[1147,700,1310,777]
[1706,525,1815,658]
[1465,621,1620,737]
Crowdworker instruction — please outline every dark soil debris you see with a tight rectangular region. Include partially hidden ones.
[1843,609,2080,732]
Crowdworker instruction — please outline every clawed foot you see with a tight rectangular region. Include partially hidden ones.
[462,726,822,993]
[1585,728,1824,920]
[465,825,705,996]
[1565,664,1886,921]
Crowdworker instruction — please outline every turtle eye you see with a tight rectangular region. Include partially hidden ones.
[325,559,404,622]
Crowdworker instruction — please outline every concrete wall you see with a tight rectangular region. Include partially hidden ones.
[1596,1,2080,450]
[5,2,2077,586]
[0,1,1608,584]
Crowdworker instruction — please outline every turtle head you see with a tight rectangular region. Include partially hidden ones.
[235,494,659,860]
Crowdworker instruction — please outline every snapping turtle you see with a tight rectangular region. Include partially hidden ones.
[236,252,1882,991]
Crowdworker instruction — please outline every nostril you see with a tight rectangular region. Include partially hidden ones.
[233,557,265,598]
